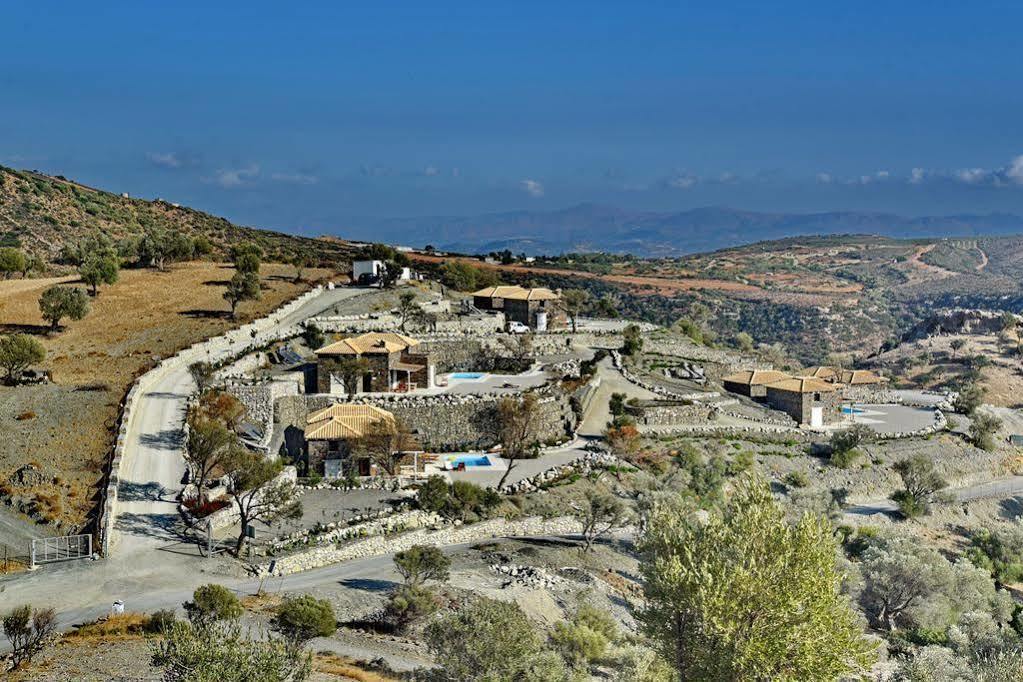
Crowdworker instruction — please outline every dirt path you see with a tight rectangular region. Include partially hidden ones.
[904,243,957,281]
[976,245,989,271]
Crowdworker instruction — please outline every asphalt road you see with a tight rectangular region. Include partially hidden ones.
[845,475,1023,517]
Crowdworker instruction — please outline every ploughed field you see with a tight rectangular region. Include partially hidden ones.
[0,261,332,533]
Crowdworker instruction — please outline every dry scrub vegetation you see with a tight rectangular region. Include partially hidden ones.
[0,261,333,530]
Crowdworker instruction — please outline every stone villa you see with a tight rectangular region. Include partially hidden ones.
[722,369,841,426]
[304,403,397,476]
[472,285,562,330]
[315,332,434,395]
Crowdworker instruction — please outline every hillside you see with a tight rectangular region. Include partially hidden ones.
[0,166,356,265]
[354,203,1023,256]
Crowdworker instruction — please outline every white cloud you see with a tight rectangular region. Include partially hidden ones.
[666,173,699,189]
[270,172,318,185]
[955,167,987,184]
[520,179,544,197]
[423,165,440,177]
[816,172,833,184]
[146,152,183,169]
[909,167,928,185]
[208,164,260,188]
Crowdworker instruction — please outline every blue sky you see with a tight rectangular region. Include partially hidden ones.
[3,2,1023,237]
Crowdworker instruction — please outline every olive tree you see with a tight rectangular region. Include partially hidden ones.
[38,286,89,331]
[79,252,120,296]
[424,597,569,681]
[571,488,629,552]
[495,392,542,489]
[969,411,1003,451]
[638,476,875,680]
[394,544,450,586]
[184,584,242,627]
[0,247,27,279]
[891,454,948,519]
[222,449,301,555]
[271,595,335,643]
[223,270,261,319]
[0,334,45,384]
[560,288,591,333]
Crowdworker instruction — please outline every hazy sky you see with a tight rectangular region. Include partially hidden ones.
[4,2,1023,237]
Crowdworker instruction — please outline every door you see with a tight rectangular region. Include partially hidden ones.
[362,372,373,392]
[810,406,824,428]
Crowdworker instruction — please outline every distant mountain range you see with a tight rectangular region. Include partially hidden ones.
[350,204,1023,257]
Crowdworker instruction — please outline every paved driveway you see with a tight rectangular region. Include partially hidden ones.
[848,403,938,435]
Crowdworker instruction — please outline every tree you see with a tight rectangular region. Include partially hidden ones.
[151,620,312,682]
[0,334,45,384]
[622,323,643,356]
[352,417,414,476]
[638,476,876,680]
[184,584,242,626]
[858,534,1013,634]
[438,261,498,292]
[21,254,43,279]
[595,293,619,319]
[223,270,261,319]
[394,544,450,586]
[735,331,755,352]
[383,584,439,634]
[38,286,89,331]
[891,454,948,519]
[829,423,871,468]
[424,597,570,682]
[231,243,262,274]
[495,392,541,489]
[560,289,590,333]
[2,604,56,670]
[271,595,335,643]
[396,290,424,332]
[949,338,966,359]
[185,419,241,504]
[291,254,310,283]
[190,389,246,430]
[79,252,120,296]
[603,422,641,479]
[0,247,27,279]
[572,489,629,552]
[970,411,1003,451]
[954,382,984,416]
[222,449,302,555]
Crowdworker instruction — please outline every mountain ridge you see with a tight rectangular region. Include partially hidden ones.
[354,203,1023,256]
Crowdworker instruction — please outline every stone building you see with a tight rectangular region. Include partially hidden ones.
[472,285,563,330]
[721,369,792,399]
[304,403,398,476]
[763,377,840,427]
[315,332,434,395]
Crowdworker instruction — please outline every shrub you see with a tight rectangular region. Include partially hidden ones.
[272,595,336,642]
[146,609,177,634]
[830,447,861,469]
[383,585,438,634]
[394,545,450,586]
[184,584,242,626]
[783,471,809,488]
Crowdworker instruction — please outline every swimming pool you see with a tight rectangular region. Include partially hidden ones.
[450,372,486,380]
[444,454,492,467]
[841,406,865,415]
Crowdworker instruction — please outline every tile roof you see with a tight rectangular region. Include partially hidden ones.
[764,377,837,394]
[315,332,420,356]
[839,369,887,385]
[721,369,792,386]
[304,404,395,440]
[799,366,840,381]
[472,285,560,301]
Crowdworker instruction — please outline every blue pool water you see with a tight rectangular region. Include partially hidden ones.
[446,454,492,467]
[451,372,486,380]
[841,406,865,414]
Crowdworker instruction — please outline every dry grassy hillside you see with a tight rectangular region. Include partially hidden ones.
[0,166,355,265]
[0,262,333,532]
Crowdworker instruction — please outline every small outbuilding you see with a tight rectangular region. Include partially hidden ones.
[471,285,562,330]
[315,332,434,394]
[304,404,396,476]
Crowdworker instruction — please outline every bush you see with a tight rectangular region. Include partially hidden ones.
[184,584,242,626]
[891,490,928,519]
[394,545,450,586]
[383,585,438,634]
[272,595,336,642]
[829,447,861,469]
[783,471,809,488]
[146,609,177,634]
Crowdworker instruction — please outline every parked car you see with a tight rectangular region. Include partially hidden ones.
[506,321,531,334]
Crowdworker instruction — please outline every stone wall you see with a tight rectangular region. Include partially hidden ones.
[252,514,586,576]
[228,378,301,449]
[629,402,714,425]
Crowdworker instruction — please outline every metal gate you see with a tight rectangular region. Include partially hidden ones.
[30,534,93,567]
